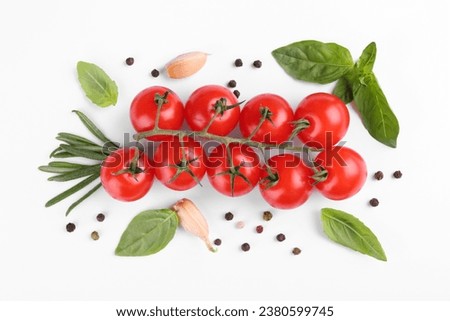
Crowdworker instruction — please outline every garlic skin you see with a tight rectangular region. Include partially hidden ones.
[172,198,216,252]
[165,51,207,79]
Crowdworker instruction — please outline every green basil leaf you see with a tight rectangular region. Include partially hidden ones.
[356,42,376,72]
[272,40,354,84]
[115,209,178,256]
[321,208,387,261]
[77,61,118,107]
[333,77,353,104]
[352,73,399,148]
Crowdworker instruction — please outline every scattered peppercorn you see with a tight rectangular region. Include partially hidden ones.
[233,89,241,98]
[96,213,105,222]
[276,233,286,242]
[214,238,222,246]
[263,211,273,221]
[292,247,302,255]
[66,223,76,233]
[234,58,243,67]
[369,198,380,207]
[91,231,99,241]
[393,170,403,179]
[150,69,160,77]
[225,212,234,221]
[236,221,245,229]
[125,57,134,66]
[227,80,237,88]
[253,60,262,68]
[241,243,250,251]
[374,171,384,180]
[256,225,264,233]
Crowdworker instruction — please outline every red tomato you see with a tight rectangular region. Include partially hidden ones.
[259,154,313,209]
[185,85,240,136]
[152,136,206,191]
[100,147,154,201]
[294,93,349,149]
[206,143,261,197]
[314,146,367,200]
[129,86,184,141]
[239,93,294,144]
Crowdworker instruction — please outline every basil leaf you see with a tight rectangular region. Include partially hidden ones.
[115,209,178,256]
[333,77,353,104]
[77,61,118,107]
[321,208,387,261]
[272,40,354,84]
[352,73,399,148]
[356,42,376,72]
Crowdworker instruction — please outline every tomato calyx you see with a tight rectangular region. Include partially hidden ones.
[167,157,203,186]
[214,160,252,197]
[289,119,310,140]
[112,147,145,179]
[310,164,328,185]
[153,90,171,107]
[260,165,280,190]
[213,98,244,116]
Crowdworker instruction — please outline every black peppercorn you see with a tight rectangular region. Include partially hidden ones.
[256,225,263,233]
[227,80,237,88]
[125,57,134,66]
[374,171,384,180]
[214,238,222,246]
[233,90,241,98]
[66,223,76,233]
[234,58,243,67]
[150,69,160,77]
[225,212,234,221]
[369,198,380,207]
[276,233,286,242]
[96,213,105,222]
[253,60,262,68]
[393,170,403,179]
[241,243,250,251]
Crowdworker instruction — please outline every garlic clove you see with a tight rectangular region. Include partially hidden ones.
[172,198,216,252]
[165,51,207,79]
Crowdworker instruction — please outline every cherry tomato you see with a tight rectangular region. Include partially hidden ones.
[152,136,206,191]
[314,146,367,200]
[294,93,349,149]
[185,85,240,136]
[129,86,184,141]
[206,143,261,197]
[100,147,154,201]
[259,154,313,209]
[239,93,294,144]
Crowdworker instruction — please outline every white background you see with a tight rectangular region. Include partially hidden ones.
[0,0,449,302]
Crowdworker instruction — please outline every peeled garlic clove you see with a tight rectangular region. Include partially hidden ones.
[165,51,207,79]
[172,198,215,252]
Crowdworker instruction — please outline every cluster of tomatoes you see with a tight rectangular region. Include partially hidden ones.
[100,85,367,209]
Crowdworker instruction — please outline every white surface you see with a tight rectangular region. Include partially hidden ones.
[0,0,449,301]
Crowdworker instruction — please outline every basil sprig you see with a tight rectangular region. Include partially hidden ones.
[272,40,400,148]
